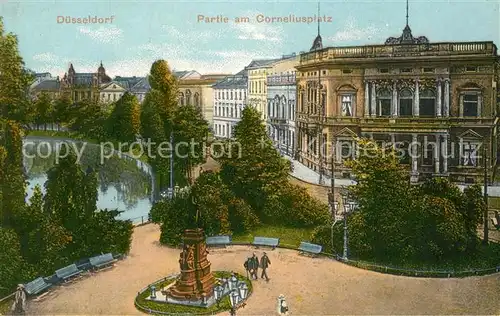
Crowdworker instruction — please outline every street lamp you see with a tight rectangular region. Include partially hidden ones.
[229,274,238,291]
[214,285,223,306]
[329,198,339,255]
[238,283,248,300]
[229,290,240,316]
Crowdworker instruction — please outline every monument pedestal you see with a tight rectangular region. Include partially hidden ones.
[166,228,216,302]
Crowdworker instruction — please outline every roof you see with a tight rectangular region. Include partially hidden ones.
[130,76,150,93]
[114,76,142,89]
[173,70,202,80]
[245,59,281,69]
[100,81,128,90]
[212,74,248,89]
[73,73,95,86]
[32,79,60,91]
[35,72,51,77]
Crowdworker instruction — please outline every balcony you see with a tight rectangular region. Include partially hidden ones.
[298,41,497,66]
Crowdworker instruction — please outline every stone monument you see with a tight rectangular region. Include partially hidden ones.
[164,228,216,305]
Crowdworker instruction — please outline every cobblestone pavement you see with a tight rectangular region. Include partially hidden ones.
[28,224,500,315]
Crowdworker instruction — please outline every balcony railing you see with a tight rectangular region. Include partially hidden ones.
[299,41,497,65]
[267,74,296,86]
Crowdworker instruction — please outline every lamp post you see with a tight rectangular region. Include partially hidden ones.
[229,274,238,291]
[329,199,339,254]
[214,284,223,307]
[169,131,174,199]
[483,142,489,244]
[229,290,239,316]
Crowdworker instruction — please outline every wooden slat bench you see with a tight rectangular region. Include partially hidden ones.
[252,236,279,250]
[55,264,82,282]
[24,277,51,297]
[89,253,117,271]
[298,242,323,257]
[206,235,231,247]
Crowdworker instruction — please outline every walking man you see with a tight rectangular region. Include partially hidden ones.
[249,253,259,280]
[260,252,271,281]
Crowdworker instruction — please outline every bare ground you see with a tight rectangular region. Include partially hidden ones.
[27,224,500,315]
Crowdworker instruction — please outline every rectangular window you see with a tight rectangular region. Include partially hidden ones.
[466,66,478,72]
[341,95,353,116]
[401,68,412,73]
[419,99,435,117]
[462,142,478,166]
[342,69,352,74]
[379,69,389,73]
[422,143,434,166]
[463,94,478,117]
[378,99,391,116]
[423,67,434,73]
[399,99,413,116]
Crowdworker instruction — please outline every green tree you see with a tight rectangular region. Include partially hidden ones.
[53,94,72,130]
[345,138,422,260]
[34,92,54,130]
[0,228,30,296]
[219,106,290,212]
[70,99,108,141]
[172,104,209,185]
[0,17,34,122]
[0,120,26,228]
[108,92,140,143]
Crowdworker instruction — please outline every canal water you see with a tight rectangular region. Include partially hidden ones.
[23,137,154,225]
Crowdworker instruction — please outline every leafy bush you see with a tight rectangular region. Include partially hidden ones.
[263,183,329,228]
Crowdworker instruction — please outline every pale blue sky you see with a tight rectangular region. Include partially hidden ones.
[1,0,499,77]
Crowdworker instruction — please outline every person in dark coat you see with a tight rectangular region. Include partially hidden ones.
[260,252,271,281]
[249,252,259,280]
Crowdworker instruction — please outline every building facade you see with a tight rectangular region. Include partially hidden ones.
[30,77,61,100]
[60,62,111,102]
[99,81,128,104]
[246,59,280,120]
[212,69,248,138]
[267,72,297,156]
[296,23,499,183]
[175,71,230,126]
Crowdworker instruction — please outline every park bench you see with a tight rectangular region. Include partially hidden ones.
[24,277,51,297]
[206,235,232,247]
[55,263,82,282]
[298,242,323,257]
[75,258,92,271]
[252,236,279,250]
[89,253,117,271]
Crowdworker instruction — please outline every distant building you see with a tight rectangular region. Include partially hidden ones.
[99,81,128,104]
[60,61,111,102]
[267,70,297,156]
[212,69,248,138]
[246,55,298,121]
[175,70,232,125]
[129,76,150,103]
[30,77,61,100]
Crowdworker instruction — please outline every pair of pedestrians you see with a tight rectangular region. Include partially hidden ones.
[244,252,271,281]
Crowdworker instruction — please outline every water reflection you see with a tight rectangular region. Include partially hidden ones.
[23,137,154,224]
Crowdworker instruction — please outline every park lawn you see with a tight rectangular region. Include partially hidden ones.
[232,225,315,248]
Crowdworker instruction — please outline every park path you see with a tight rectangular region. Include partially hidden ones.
[27,224,500,315]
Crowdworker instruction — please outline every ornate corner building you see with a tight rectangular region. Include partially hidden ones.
[295,22,500,184]
[60,62,112,102]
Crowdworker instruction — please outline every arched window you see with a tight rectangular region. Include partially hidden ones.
[194,93,200,107]
[185,90,191,105]
[281,96,287,119]
[398,141,411,164]
[376,89,391,116]
[419,89,435,117]
[399,89,413,117]
[341,95,353,116]
[178,92,185,106]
